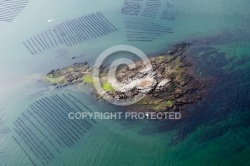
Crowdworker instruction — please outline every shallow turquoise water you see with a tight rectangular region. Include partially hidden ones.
[0,0,250,166]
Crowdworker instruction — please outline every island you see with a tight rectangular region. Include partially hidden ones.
[43,43,207,113]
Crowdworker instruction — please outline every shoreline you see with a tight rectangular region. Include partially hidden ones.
[43,42,208,114]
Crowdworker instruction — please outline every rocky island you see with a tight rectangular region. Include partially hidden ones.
[44,43,207,113]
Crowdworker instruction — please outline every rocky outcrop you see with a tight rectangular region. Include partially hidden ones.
[43,42,207,112]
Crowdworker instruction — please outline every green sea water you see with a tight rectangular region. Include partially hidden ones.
[0,0,250,166]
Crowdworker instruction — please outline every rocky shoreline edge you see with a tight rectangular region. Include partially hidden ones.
[43,43,208,114]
